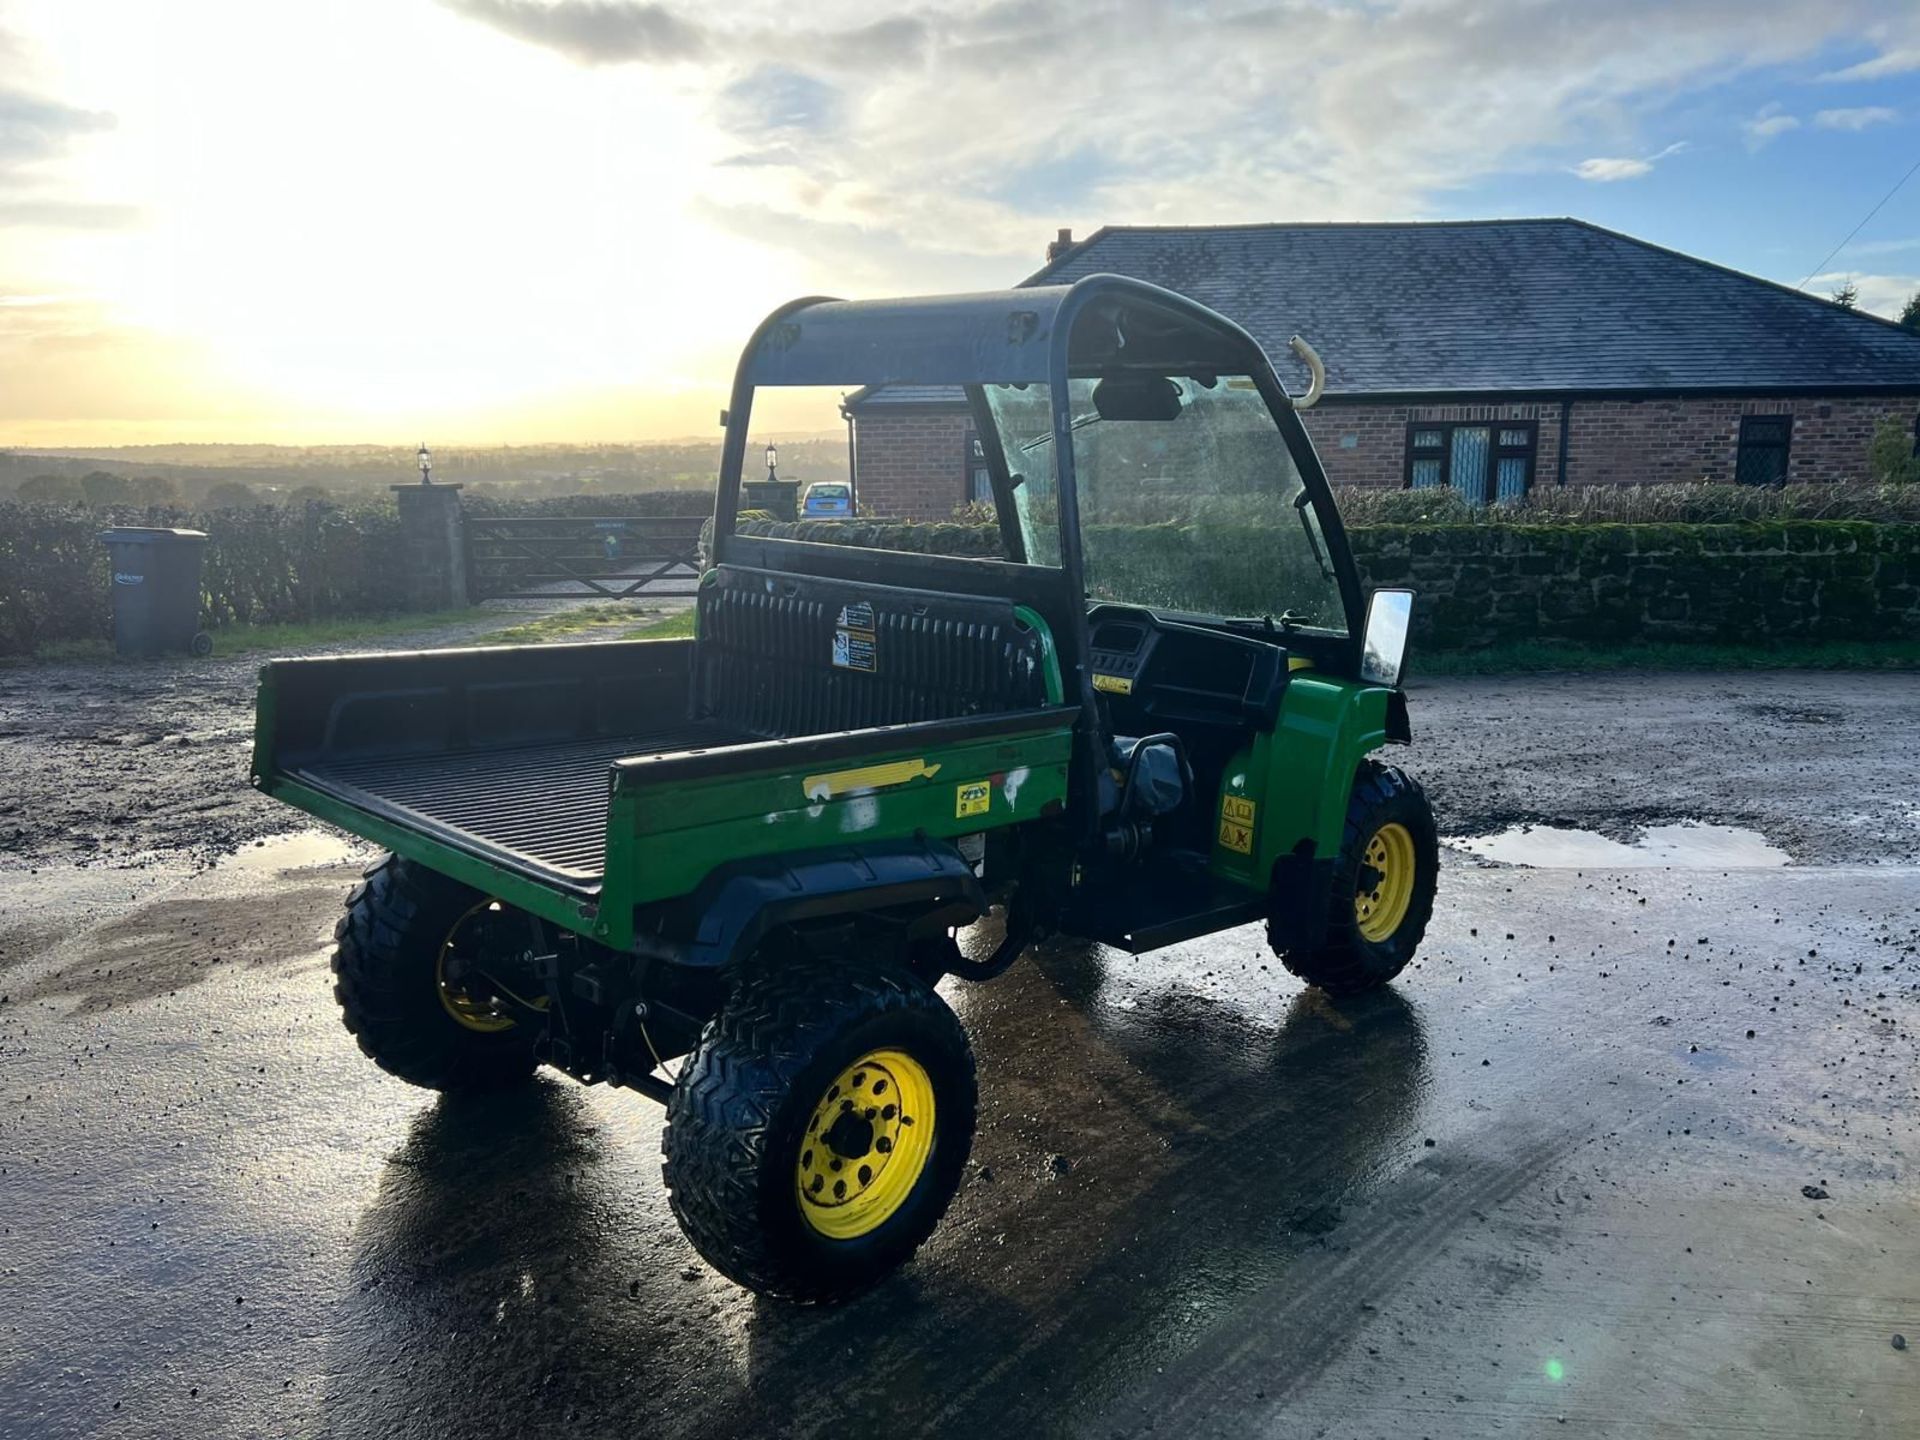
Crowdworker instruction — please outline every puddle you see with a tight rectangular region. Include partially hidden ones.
[1453,822,1789,869]
[223,830,365,875]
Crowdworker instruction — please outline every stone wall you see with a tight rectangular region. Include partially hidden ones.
[1356,521,1920,648]
[732,517,1920,649]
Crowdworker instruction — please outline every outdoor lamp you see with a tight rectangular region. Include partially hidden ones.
[417,443,433,484]
[765,441,778,476]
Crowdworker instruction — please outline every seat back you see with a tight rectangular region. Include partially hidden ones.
[694,564,1049,738]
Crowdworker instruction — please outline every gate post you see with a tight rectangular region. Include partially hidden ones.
[390,482,470,611]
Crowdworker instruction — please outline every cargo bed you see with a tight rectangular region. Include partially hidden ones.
[291,719,755,883]
[252,581,1077,944]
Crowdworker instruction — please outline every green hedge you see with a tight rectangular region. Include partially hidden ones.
[734,517,1920,647]
[0,500,415,655]
[0,490,718,656]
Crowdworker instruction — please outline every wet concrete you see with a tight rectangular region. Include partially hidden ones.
[3,846,1918,1436]
[2,662,1919,1435]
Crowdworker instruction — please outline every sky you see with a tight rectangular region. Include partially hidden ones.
[3,0,1920,447]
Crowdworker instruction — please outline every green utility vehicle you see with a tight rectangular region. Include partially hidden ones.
[252,275,1436,1300]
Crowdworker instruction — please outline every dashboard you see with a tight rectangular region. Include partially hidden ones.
[1086,605,1291,732]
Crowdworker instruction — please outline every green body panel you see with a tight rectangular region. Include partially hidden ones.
[606,722,1074,936]
[257,680,1072,952]
[1208,674,1392,889]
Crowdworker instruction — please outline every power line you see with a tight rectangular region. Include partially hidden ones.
[1797,152,1920,291]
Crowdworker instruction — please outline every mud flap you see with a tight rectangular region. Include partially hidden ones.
[1268,851,1336,954]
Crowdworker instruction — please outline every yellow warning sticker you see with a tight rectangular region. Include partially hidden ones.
[1091,673,1134,695]
[956,780,992,818]
[1218,795,1256,855]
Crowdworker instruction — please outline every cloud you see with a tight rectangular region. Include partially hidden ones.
[0,88,117,170]
[440,1,928,71]
[0,26,130,233]
[1574,156,1654,182]
[1820,46,1920,82]
[440,0,707,64]
[1573,141,1687,183]
[1743,103,1800,149]
[1814,106,1898,130]
[0,200,140,229]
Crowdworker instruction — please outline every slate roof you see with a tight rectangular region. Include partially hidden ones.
[848,219,1920,408]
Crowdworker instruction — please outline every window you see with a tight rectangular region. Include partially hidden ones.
[1735,415,1791,486]
[962,429,993,504]
[980,376,1348,633]
[1404,421,1536,503]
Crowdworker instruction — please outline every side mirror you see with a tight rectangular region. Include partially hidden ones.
[1360,588,1414,687]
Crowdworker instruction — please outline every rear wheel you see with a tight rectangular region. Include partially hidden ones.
[662,953,976,1301]
[1278,761,1437,996]
[331,854,543,1091]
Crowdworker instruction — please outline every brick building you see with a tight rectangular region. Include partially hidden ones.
[843,220,1920,520]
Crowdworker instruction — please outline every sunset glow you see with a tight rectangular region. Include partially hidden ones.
[4,0,1919,445]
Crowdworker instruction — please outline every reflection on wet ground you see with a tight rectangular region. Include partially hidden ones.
[1455,821,1789,869]
[323,956,1434,1436]
[5,859,1918,1439]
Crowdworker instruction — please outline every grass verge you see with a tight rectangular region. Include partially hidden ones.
[474,604,694,646]
[1418,637,1920,675]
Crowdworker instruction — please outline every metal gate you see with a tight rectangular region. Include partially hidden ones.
[465,515,706,601]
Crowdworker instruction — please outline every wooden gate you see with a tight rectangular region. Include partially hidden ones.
[465,515,705,601]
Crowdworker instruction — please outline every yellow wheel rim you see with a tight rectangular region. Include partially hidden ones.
[795,1049,936,1240]
[1354,822,1417,943]
[436,900,519,1034]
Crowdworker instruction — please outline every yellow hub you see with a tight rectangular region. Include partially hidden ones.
[436,900,520,1034]
[1354,821,1417,943]
[795,1049,936,1240]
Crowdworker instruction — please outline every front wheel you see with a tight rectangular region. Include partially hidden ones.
[1277,761,1438,996]
[662,954,976,1301]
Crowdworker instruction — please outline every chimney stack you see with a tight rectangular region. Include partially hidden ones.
[1046,227,1074,261]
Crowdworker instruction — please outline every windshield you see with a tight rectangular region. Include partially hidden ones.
[982,375,1346,633]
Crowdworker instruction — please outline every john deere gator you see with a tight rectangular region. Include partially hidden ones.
[251,274,1435,1300]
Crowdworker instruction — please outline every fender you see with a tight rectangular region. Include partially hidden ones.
[634,838,985,970]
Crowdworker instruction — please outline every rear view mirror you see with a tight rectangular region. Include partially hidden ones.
[1361,588,1414,687]
[1091,374,1184,422]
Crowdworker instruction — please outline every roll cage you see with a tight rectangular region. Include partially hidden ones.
[712,273,1367,704]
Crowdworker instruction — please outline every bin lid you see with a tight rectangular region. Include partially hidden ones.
[97,527,209,544]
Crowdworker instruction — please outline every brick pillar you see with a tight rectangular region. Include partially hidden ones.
[390,482,469,611]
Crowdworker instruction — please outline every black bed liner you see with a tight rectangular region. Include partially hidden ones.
[293,720,753,883]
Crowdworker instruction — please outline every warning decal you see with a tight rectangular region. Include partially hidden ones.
[832,599,878,672]
[1218,794,1256,855]
[955,780,992,818]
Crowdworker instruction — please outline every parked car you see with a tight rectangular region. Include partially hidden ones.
[801,481,853,516]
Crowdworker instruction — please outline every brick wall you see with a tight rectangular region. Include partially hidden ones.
[1302,394,1918,489]
[853,410,974,520]
[1301,402,1564,488]
[855,394,1920,515]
